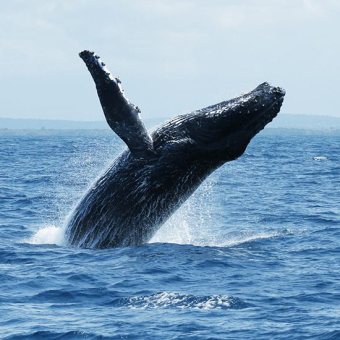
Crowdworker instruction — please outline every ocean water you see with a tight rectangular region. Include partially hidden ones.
[0,129,339,339]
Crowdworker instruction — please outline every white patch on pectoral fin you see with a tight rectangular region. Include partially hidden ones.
[79,50,154,158]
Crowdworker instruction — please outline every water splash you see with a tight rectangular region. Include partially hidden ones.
[150,178,215,245]
[26,157,288,249]
[25,225,65,246]
[150,216,193,244]
[152,215,287,247]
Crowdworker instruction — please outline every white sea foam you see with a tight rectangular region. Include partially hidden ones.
[25,225,65,246]
[215,231,284,247]
[126,292,238,310]
[313,156,328,161]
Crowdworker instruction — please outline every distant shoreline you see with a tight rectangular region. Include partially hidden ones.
[1,114,340,131]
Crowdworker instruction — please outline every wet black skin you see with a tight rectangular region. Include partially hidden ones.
[65,51,285,249]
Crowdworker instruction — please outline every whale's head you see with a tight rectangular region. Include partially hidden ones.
[180,82,285,162]
[153,82,285,166]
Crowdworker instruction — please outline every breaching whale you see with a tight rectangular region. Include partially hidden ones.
[65,50,285,248]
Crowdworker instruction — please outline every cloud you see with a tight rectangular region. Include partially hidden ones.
[0,0,339,118]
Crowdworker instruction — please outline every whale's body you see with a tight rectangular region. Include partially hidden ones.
[65,51,285,248]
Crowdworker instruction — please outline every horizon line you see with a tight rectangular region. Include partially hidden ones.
[1,112,340,122]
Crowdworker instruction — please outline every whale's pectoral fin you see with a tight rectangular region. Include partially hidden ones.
[79,50,154,158]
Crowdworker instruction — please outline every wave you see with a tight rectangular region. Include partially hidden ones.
[4,330,110,340]
[121,292,248,310]
[26,288,248,311]
[216,230,290,247]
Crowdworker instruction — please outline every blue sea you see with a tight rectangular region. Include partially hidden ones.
[0,129,339,339]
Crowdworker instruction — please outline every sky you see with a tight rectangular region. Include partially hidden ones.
[0,0,339,121]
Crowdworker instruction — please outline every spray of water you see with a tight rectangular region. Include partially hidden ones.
[25,135,288,248]
[150,178,217,246]
[24,224,65,246]
[26,176,286,248]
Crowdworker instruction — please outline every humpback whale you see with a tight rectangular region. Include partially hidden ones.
[65,50,285,248]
